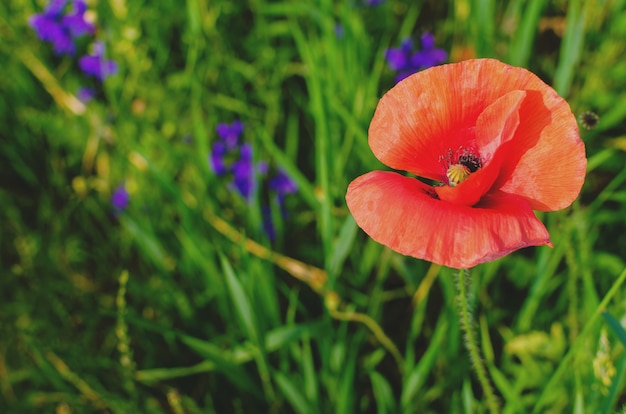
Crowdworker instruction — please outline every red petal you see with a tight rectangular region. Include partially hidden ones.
[494,89,586,211]
[346,171,551,269]
[475,90,525,162]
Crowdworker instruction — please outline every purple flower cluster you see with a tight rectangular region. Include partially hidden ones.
[28,0,94,55]
[385,33,447,83]
[29,0,118,85]
[209,121,298,239]
[209,120,254,198]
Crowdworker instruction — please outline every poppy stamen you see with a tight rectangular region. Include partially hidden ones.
[446,164,471,187]
[441,147,482,186]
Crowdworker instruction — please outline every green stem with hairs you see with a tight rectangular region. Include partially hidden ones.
[456,268,499,414]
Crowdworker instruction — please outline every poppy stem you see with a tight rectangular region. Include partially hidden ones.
[455,268,499,414]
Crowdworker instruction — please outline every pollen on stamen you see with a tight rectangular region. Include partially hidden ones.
[446,164,470,187]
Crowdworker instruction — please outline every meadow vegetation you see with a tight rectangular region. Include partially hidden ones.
[2,0,626,412]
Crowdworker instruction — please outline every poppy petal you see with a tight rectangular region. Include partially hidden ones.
[475,89,526,163]
[369,65,474,181]
[346,171,551,269]
[495,88,586,211]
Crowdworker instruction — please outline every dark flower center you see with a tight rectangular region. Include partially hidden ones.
[579,111,599,130]
[458,152,482,172]
[441,147,482,187]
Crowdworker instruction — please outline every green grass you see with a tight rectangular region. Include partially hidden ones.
[2,0,626,412]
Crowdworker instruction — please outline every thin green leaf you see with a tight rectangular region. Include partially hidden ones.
[274,371,311,414]
[370,371,397,414]
[220,253,259,343]
[508,0,545,67]
[553,0,586,97]
[401,316,448,411]
[328,214,357,280]
[602,312,626,348]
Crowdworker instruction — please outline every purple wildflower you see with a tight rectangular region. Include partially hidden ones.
[111,185,130,213]
[230,144,256,200]
[209,120,245,175]
[208,119,298,239]
[209,141,228,174]
[77,86,95,103]
[262,205,276,241]
[412,33,448,70]
[385,33,447,83]
[364,0,385,5]
[79,41,118,81]
[216,120,244,150]
[385,38,414,72]
[43,0,68,15]
[270,169,297,217]
[29,0,69,39]
[257,161,269,175]
[28,0,94,56]
[261,168,298,240]
[61,0,94,37]
[29,13,74,55]
[269,169,298,198]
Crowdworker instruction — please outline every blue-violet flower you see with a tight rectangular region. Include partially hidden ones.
[111,185,130,213]
[29,0,94,55]
[79,41,118,81]
[230,143,256,200]
[216,120,244,150]
[269,168,298,206]
[77,86,95,103]
[385,33,447,83]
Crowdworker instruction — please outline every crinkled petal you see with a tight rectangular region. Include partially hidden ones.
[346,171,551,269]
[475,90,525,161]
[494,89,586,211]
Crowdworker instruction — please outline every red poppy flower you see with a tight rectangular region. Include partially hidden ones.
[346,59,586,269]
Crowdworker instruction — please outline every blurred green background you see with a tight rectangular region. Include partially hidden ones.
[2,0,626,412]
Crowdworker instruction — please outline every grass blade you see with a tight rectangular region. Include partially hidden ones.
[601,312,626,348]
[508,0,545,66]
[553,0,586,97]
